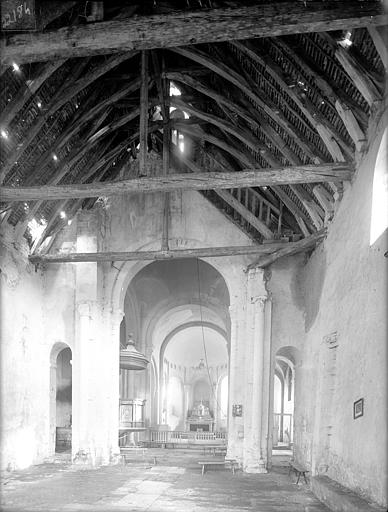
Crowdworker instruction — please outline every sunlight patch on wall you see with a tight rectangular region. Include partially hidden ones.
[28,217,47,241]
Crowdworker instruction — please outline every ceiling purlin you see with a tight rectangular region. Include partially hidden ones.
[24,85,109,182]
[0,59,67,128]
[271,37,368,150]
[171,97,278,167]
[28,138,124,249]
[165,72,289,165]
[320,32,382,107]
[0,52,138,185]
[232,40,353,162]
[301,32,372,111]
[171,46,322,163]
[12,136,115,235]
[0,57,91,185]
[188,120,323,237]
[226,42,332,162]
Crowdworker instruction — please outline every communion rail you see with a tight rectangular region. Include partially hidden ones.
[149,430,227,445]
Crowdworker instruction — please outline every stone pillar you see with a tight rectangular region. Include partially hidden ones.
[72,300,96,464]
[227,300,244,462]
[183,384,191,428]
[72,212,121,466]
[244,268,269,473]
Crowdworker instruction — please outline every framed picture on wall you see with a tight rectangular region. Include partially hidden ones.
[353,398,364,419]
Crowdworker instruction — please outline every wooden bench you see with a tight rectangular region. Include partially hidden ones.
[202,445,227,457]
[198,459,237,476]
[122,454,157,465]
[288,461,309,484]
[120,447,157,465]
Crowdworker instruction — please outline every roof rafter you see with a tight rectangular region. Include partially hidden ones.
[0,53,137,185]
[172,47,324,162]
[232,40,353,161]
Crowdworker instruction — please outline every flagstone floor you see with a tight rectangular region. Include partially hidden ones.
[1,449,329,512]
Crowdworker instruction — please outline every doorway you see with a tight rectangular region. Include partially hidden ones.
[54,347,72,452]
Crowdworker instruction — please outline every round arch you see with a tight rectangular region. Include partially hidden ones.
[157,321,228,426]
[109,238,236,313]
[49,341,73,457]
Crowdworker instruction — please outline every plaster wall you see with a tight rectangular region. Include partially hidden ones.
[296,118,387,506]
[0,229,77,470]
[0,239,47,470]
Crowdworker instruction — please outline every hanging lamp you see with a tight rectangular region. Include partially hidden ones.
[120,333,149,371]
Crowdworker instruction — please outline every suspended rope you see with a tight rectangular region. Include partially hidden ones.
[195,258,222,412]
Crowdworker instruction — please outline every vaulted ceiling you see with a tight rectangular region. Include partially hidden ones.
[0,1,386,265]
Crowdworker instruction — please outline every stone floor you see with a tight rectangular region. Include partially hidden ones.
[1,449,330,512]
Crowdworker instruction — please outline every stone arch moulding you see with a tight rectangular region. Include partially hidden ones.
[144,300,230,355]
[108,238,239,314]
[159,320,228,367]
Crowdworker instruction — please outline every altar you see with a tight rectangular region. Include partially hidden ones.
[186,401,214,432]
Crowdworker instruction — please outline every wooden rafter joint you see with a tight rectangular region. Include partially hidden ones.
[246,229,327,270]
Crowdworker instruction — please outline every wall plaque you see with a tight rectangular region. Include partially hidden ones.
[353,398,364,419]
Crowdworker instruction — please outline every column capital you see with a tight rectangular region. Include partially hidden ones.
[77,301,91,317]
[229,302,239,315]
[247,267,264,280]
[111,307,125,321]
[250,295,268,311]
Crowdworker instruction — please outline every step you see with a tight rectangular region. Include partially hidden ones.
[311,476,385,512]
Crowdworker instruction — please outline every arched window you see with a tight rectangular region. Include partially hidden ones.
[169,82,189,153]
[370,127,387,245]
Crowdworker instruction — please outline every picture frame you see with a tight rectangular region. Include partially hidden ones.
[353,398,364,419]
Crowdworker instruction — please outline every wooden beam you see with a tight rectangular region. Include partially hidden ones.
[215,189,273,239]
[172,47,323,162]
[319,33,383,107]
[170,97,274,162]
[273,38,366,151]
[27,80,141,181]
[139,51,149,176]
[272,185,312,236]
[0,60,65,127]
[290,185,324,229]
[313,184,334,222]
[29,242,302,264]
[2,2,386,65]
[152,51,170,251]
[249,230,326,268]
[368,26,388,73]
[166,71,302,165]
[233,41,353,162]
[0,164,353,202]
[0,53,136,185]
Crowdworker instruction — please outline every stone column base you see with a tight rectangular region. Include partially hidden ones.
[244,458,268,473]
